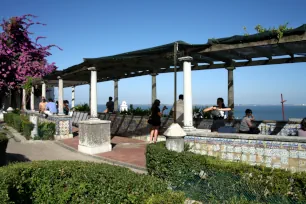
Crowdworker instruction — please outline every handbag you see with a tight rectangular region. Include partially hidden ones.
[148,116,153,125]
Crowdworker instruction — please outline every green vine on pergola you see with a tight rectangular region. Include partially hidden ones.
[243,22,293,40]
[22,76,42,96]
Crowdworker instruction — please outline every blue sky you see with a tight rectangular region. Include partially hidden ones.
[1,0,306,105]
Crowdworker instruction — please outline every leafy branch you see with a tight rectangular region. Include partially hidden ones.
[243,23,293,40]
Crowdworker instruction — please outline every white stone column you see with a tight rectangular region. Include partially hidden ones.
[30,86,35,111]
[179,56,195,131]
[57,76,64,115]
[42,81,46,99]
[151,73,157,104]
[88,67,98,119]
[114,79,119,112]
[78,67,112,155]
[22,89,26,111]
[89,83,91,109]
[71,86,75,108]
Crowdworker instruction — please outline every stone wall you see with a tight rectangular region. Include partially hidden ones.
[26,111,73,140]
[186,130,306,172]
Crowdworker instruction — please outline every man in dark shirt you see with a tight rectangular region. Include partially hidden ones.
[105,97,114,113]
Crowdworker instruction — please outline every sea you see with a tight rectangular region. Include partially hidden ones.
[97,104,306,121]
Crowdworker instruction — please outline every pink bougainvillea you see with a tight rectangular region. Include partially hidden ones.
[0,14,61,93]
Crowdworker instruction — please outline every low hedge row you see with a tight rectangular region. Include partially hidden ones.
[4,113,34,139]
[0,132,8,166]
[146,142,306,203]
[4,113,55,140]
[0,161,185,203]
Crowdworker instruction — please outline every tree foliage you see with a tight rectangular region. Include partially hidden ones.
[0,14,61,93]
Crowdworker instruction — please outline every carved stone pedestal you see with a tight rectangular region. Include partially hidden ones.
[78,119,112,155]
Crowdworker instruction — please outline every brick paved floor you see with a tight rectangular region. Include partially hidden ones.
[60,136,147,168]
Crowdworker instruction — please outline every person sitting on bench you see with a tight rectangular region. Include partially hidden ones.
[239,109,260,134]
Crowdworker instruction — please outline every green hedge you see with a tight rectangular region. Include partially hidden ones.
[146,142,306,204]
[13,114,22,132]
[4,113,34,140]
[0,161,185,203]
[0,132,8,166]
[36,122,56,140]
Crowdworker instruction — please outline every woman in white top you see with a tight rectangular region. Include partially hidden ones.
[203,98,231,132]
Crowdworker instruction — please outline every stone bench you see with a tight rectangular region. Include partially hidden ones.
[71,111,302,138]
[71,111,89,127]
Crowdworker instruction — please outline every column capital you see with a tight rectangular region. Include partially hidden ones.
[226,67,236,71]
[114,79,119,82]
[88,67,96,71]
[150,73,158,76]
[178,56,193,62]
[57,76,62,80]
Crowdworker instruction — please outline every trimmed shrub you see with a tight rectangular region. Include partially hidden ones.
[145,191,185,204]
[0,161,184,203]
[3,113,14,126]
[21,120,33,139]
[13,114,22,132]
[146,142,306,203]
[74,103,90,112]
[36,122,56,140]
[4,113,34,140]
[12,108,21,114]
[0,132,8,166]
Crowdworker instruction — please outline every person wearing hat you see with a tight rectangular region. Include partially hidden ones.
[239,109,260,134]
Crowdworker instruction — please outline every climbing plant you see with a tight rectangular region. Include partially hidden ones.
[22,76,34,95]
[243,22,293,40]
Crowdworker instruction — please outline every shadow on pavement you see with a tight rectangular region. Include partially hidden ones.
[5,153,31,165]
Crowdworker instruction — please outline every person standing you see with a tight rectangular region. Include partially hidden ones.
[203,97,231,132]
[170,94,184,126]
[63,100,70,115]
[148,99,167,143]
[104,97,114,113]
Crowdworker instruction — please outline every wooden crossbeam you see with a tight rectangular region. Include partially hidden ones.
[199,33,306,53]
[228,49,252,61]
[50,56,306,87]
[194,56,306,70]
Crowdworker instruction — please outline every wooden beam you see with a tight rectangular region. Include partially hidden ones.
[252,47,272,60]
[228,49,252,61]
[194,56,306,70]
[204,53,235,66]
[61,66,89,77]
[61,56,306,86]
[199,33,306,53]
[278,43,294,57]
[192,54,214,64]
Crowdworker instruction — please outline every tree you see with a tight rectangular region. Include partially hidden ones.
[0,14,61,94]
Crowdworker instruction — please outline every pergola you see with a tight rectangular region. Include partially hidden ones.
[29,24,306,129]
